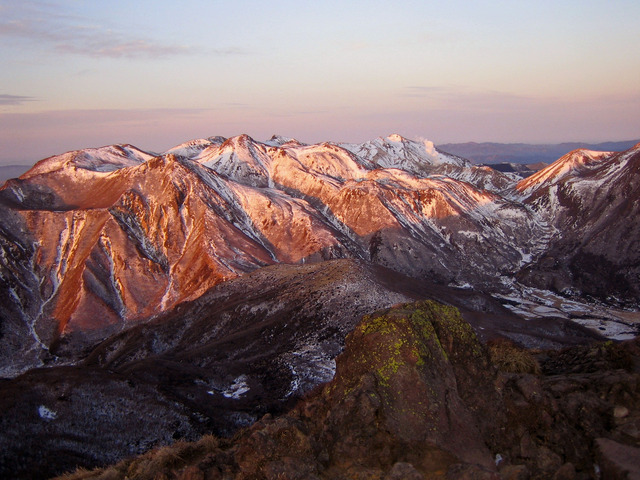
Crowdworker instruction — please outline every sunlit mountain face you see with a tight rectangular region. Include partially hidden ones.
[1,134,639,378]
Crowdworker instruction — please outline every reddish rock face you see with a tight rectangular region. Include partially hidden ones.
[0,155,277,369]
[2,135,639,378]
[515,148,612,196]
[0,135,549,376]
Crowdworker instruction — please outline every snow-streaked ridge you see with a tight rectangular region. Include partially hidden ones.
[516,149,612,197]
[2,133,638,377]
[341,134,469,173]
[23,144,155,178]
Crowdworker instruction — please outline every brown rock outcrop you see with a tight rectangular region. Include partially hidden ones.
[53,301,640,480]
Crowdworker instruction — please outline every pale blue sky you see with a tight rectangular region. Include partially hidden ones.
[1,0,639,164]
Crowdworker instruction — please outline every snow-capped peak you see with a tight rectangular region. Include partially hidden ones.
[516,148,612,196]
[386,133,405,143]
[164,137,226,158]
[23,144,154,177]
[265,135,302,147]
[340,134,469,175]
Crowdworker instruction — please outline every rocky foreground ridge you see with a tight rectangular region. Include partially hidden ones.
[53,301,640,480]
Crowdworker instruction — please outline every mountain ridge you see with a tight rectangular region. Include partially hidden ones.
[1,134,639,378]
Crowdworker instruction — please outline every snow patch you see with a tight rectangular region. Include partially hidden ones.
[38,405,57,420]
[13,186,25,202]
[222,375,250,399]
[282,344,338,398]
[494,284,640,340]
[571,318,638,341]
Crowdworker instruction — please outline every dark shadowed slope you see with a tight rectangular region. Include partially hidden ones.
[0,260,602,479]
[516,144,640,304]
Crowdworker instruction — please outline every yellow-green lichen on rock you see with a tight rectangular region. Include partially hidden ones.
[322,300,498,472]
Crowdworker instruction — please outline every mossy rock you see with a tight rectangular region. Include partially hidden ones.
[319,300,498,472]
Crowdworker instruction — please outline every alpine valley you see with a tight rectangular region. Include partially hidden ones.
[1,134,639,479]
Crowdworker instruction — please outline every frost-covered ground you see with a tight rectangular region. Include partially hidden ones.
[494,282,640,341]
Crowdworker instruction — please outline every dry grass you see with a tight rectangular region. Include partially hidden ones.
[54,433,222,480]
[54,465,123,480]
[194,433,219,452]
[488,338,541,374]
[123,434,223,479]
[55,467,98,480]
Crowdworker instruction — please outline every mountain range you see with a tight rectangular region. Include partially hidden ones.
[438,139,640,165]
[0,133,639,478]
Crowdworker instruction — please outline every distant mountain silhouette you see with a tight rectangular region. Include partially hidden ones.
[0,164,30,184]
[438,140,640,164]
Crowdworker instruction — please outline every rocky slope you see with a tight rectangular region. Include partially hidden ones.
[0,134,552,377]
[1,260,603,479]
[52,300,640,480]
[516,144,640,303]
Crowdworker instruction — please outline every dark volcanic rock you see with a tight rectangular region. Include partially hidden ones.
[595,438,640,479]
[0,366,199,480]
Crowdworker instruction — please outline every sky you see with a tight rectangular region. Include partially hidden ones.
[1,0,639,165]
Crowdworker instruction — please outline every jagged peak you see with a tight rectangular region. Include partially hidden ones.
[385,133,407,143]
[265,135,301,147]
[225,133,256,146]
